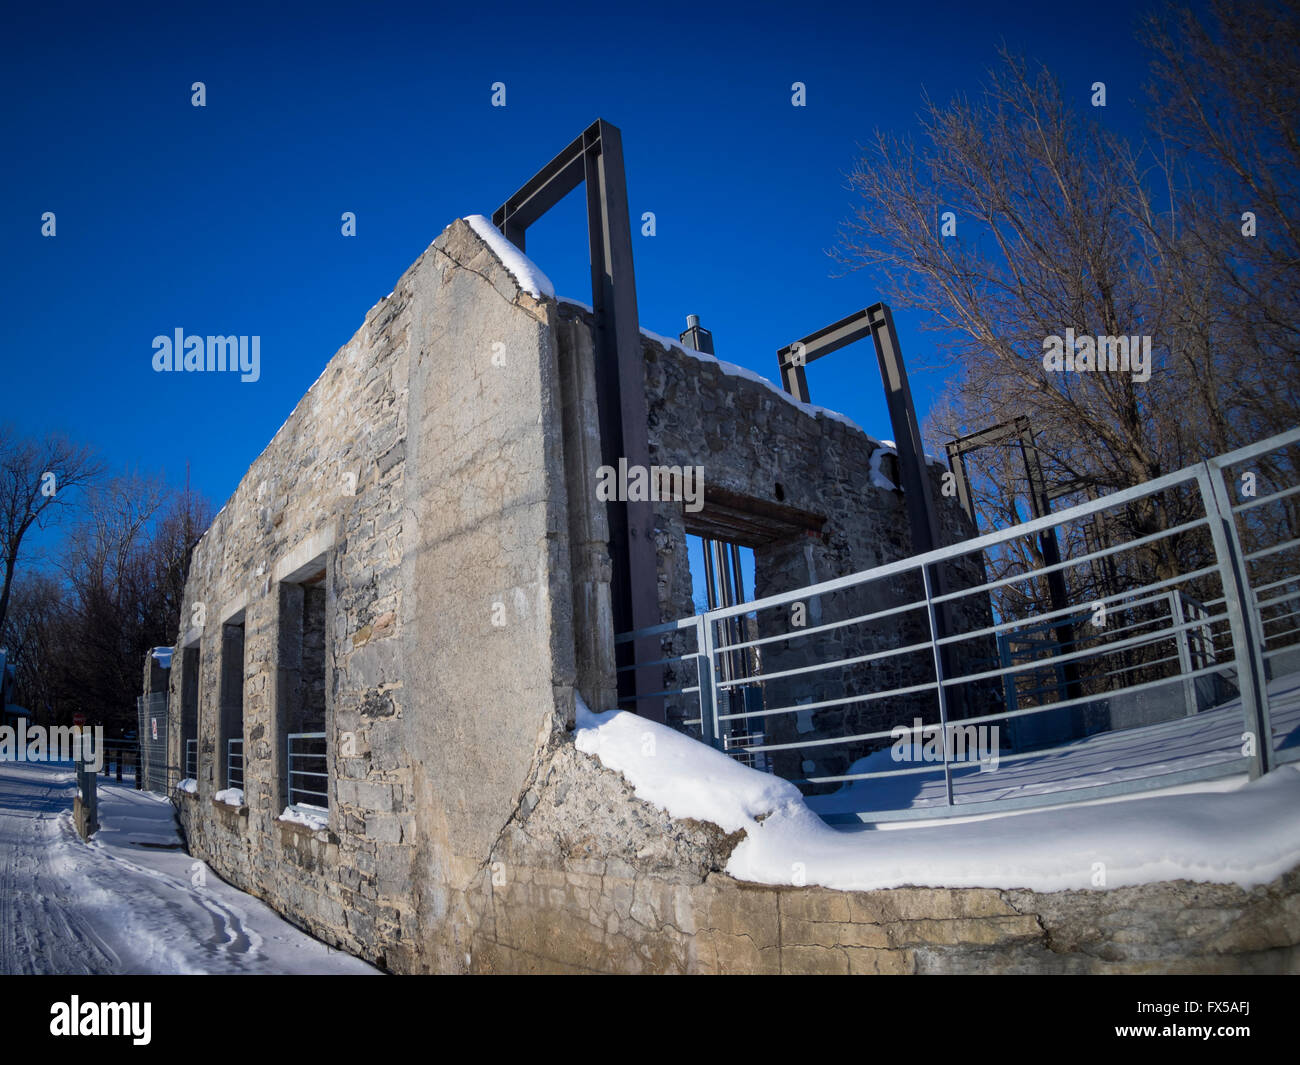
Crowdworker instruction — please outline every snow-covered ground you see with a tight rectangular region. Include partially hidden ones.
[0,761,378,975]
[575,689,1300,894]
[806,669,1300,820]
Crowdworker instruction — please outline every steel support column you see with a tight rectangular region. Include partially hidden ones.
[493,119,663,720]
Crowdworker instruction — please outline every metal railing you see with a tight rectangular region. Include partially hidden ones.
[226,738,244,790]
[615,427,1300,822]
[995,588,1219,725]
[97,739,140,786]
[185,738,197,780]
[287,732,328,809]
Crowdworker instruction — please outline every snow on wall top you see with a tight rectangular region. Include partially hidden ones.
[574,701,1300,893]
[464,215,556,300]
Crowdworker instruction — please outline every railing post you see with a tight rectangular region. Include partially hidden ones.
[697,614,723,750]
[1170,590,1198,717]
[1198,464,1273,776]
[77,732,98,836]
[922,566,955,806]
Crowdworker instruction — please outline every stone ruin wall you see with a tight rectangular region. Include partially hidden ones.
[164,218,1212,976]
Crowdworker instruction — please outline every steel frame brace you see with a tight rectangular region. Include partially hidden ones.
[777,304,943,561]
[493,119,663,721]
[777,304,966,712]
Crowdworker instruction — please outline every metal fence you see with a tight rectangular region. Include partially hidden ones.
[134,691,170,793]
[287,732,328,809]
[615,427,1300,822]
[97,739,140,787]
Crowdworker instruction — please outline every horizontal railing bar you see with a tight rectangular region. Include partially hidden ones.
[1230,481,1300,514]
[615,684,700,702]
[739,661,1233,751]
[936,609,1228,691]
[724,604,1222,705]
[615,652,701,673]
[716,635,936,690]
[708,595,930,657]
[928,516,1211,610]
[1251,574,1300,597]
[1243,535,1300,564]
[928,660,1229,731]
[1205,426,1300,470]
[613,615,704,644]
[722,678,943,728]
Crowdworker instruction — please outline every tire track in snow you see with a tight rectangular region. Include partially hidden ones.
[0,763,120,974]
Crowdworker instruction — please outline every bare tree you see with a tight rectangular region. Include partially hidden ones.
[57,476,210,732]
[834,13,1297,592]
[0,572,66,725]
[1142,0,1300,527]
[0,426,100,638]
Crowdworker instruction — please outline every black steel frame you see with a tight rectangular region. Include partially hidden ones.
[492,119,663,720]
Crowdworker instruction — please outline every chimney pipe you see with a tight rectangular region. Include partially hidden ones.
[679,314,714,355]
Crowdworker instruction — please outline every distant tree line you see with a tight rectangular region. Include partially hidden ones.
[0,425,211,736]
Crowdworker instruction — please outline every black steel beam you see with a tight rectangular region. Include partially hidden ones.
[775,303,967,714]
[776,308,875,403]
[492,119,664,722]
[492,128,589,248]
[865,304,943,558]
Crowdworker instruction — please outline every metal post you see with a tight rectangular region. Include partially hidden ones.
[77,733,98,836]
[1170,590,1199,717]
[1198,465,1273,776]
[697,614,722,749]
[494,119,663,723]
[922,566,956,807]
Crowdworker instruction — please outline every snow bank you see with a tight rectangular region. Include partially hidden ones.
[213,787,244,807]
[576,699,800,834]
[278,805,329,831]
[176,778,198,795]
[573,706,1300,893]
[464,215,555,300]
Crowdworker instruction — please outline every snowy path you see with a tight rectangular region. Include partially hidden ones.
[0,761,377,975]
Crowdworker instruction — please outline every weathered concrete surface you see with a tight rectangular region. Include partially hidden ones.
[172,219,577,972]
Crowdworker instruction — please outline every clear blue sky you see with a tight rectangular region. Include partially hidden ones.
[1,0,1158,528]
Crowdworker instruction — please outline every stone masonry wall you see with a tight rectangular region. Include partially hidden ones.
[171,219,578,972]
